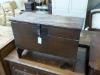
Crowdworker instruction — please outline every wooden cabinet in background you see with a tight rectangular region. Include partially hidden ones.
[9,62,57,75]
[89,32,100,75]
[0,40,15,75]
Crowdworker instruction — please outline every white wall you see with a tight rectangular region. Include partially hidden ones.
[52,0,88,18]
[14,0,100,11]
[0,0,14,4]
[14,0,28,10]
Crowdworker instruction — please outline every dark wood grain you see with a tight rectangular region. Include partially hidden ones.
[9,62,57,75]
[41,25,81,40]
[11,20,80,70]
[0,40,15,75]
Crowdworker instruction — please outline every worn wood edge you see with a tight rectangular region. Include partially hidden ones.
[0,39,15,59]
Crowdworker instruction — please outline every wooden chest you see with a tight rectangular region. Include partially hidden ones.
[10,12,84,69]
[4,30,94,75]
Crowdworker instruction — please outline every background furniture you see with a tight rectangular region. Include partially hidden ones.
[79,30,97,75]
[85,6,100,75]
[0,26,15,75]
[5,47,86,75]
[89,32,100,75]
[0,1,20,26]
[89,8,100,30]
[0,40,15,75]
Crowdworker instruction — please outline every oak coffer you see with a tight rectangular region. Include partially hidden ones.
[10,12,84,69]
